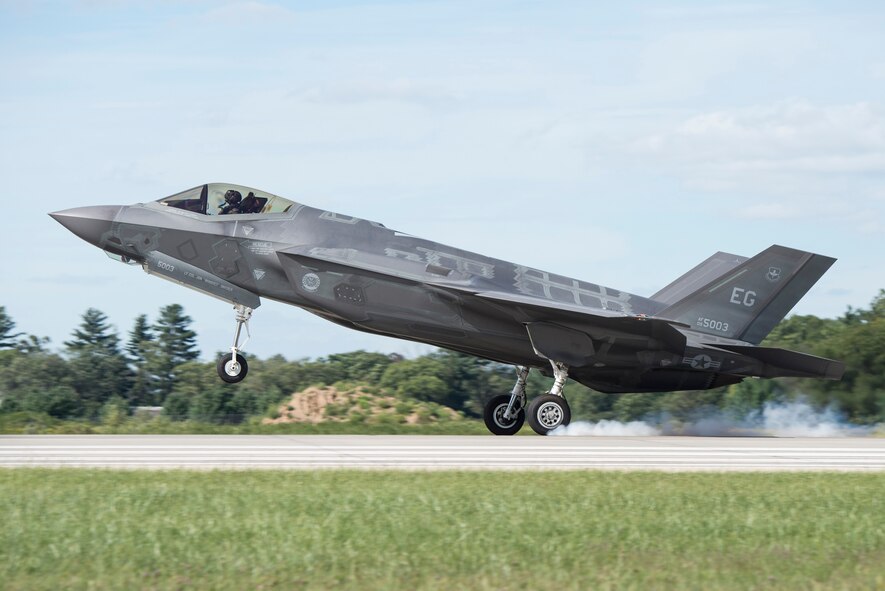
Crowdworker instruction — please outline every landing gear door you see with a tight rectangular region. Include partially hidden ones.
[526,322,595,367]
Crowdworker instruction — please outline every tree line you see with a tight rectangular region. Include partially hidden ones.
[0,304,517,424]
[0,290,882,426]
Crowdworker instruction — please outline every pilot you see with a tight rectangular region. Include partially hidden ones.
[219,189,242,214]
[239,191,261,214]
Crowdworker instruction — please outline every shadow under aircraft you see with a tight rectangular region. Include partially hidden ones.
[52,183,844,435]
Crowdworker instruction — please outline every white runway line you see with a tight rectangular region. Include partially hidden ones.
[2,435,884,472]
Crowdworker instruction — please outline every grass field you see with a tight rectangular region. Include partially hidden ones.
[2,470,884,590]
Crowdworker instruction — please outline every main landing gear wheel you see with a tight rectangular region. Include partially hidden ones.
[483,394,525,436]
[526,394,571,435]
[217,353,248,383]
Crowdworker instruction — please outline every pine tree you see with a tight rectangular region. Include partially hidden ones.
[65,308,132,418]
[0,306,24,349]
[127,314,154,362]
[126,314,156,405]
[154,304,199,365]
[65,308,121,355]
[151,304,200,402]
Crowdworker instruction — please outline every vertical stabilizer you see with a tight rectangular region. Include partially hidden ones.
[652,251,748,306]
[659,245,835,344]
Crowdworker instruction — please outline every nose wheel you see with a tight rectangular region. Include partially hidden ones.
[216,304,252,384]
[218,353,248,383]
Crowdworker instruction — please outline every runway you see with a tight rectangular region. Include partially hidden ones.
[2,435,885,471]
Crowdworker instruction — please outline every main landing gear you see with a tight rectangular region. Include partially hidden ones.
[482,361,572,436]
[216,304,253,384]
[483,366,529,435]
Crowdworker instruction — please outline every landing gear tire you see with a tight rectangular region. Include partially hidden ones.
[217,304,254,384]
[483,394,525,436]
[217,353,248,384]
[526,394,571,435]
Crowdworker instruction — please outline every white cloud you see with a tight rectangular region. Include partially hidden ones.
[646,101,885,166]
[636,101,885,201]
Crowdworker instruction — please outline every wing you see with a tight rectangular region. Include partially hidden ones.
[277,245,688,367]
[466,290,688,366]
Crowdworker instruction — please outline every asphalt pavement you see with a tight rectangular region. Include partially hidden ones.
[2,434,885,471]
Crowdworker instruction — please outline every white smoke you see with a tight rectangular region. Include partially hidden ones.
[549,419,661,437]
[550,398,880,437]
[752,401,875,437]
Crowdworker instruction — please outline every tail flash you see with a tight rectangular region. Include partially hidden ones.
[659,245,836,344]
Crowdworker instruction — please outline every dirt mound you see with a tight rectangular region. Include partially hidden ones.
[263,384,462,425]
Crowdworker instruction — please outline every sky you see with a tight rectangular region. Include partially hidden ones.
[1,0,883,361]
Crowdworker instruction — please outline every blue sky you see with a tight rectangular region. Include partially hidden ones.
[1,1,883,360]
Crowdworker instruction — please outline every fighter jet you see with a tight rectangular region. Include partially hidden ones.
[51,183,844,435]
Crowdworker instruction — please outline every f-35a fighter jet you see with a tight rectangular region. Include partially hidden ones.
[51,183,844,435]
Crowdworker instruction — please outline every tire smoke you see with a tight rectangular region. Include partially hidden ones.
[549,398,881,437]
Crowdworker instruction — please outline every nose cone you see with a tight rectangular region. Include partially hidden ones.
[50,205,124,248]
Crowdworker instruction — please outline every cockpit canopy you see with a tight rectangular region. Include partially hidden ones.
[158,183,298,216]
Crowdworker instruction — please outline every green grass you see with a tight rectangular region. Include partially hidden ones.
[1,470,883,590]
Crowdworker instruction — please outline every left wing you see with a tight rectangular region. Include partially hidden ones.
[277,245,688,367]
[466,290,688,365]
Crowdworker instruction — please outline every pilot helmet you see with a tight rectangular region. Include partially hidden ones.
[224,189,242,204]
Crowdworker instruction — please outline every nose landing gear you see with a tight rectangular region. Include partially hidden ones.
[216,304,253,384]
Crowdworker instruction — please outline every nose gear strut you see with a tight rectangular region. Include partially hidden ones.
[216,304,253,383]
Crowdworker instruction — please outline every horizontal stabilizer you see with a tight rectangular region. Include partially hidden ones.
[712,343,845,380]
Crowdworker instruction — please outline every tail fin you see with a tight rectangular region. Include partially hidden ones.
[652,251,749,306]
[659,245,836,344]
